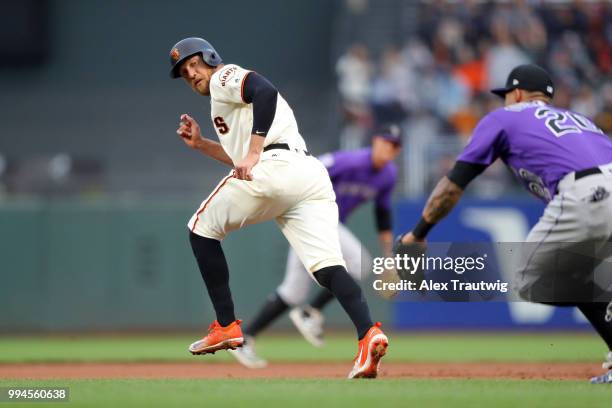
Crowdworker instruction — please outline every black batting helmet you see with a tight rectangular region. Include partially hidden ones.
[169,37,222,78]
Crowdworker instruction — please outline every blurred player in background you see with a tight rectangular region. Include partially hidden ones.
[230,126,402,368]
[169,37,388,378]
[395,64,612,384]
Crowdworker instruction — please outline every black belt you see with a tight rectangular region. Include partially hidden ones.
[263,143,311,156]
[575,167,602,180]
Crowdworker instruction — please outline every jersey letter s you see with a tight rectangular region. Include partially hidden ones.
[213,116,229,135]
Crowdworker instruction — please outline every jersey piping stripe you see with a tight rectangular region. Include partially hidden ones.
[191,173,234,232]
[240,71,252,103]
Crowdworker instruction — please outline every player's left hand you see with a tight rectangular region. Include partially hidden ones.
[234,152,259,181]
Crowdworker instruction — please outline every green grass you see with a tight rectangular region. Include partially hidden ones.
[0,378,610,408]
[1,333,610,407]
[0,332,605,363]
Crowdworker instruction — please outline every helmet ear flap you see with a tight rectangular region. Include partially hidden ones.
[202,51,221,67]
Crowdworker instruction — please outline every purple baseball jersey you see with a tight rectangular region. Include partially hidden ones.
[458,101,612,201]
[319,148,397,222]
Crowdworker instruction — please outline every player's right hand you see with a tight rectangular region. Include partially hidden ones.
[177,114,203,149]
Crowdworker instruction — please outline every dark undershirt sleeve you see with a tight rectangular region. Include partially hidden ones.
[241,72,278,137]
[446,160,488,189]
[374,205,392,232]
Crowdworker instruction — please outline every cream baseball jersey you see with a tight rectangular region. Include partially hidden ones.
[208,64,307,164]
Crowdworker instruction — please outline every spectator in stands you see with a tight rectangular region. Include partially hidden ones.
[371,46,414,125]
[486,18,530,89]
[335,0,611,197]
[336,43,372,108]
[572,86,599,118]
[595,82,612,135]
[336,43,374,149]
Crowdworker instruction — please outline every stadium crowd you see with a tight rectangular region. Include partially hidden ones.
[336,1,612,196]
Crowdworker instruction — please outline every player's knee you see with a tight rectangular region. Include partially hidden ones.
[313,265,353,289]
[190,223,226,242]
[308,257,346,274]
[313,265,364,304]
[517,286,531,302]
[189,230,222,257]
[275,287,305,307]
[346,265,362,281]
[346,255,370,281]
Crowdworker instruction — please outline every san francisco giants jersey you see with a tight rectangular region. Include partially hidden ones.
[208,64,307,164]
[458,101,612,202]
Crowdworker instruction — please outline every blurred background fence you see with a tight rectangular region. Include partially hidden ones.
[0,200,390,331]
[1,0,610,332]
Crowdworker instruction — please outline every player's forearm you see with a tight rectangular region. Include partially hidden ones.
[422,176,463,223]
[246,134,265,158]
[378,230,393,257]
[234,134,265,181]
[404,165,468,242]
[196,138,234,167]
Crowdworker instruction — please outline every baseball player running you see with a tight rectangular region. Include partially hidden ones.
[169,37,388,378]
[395,64,612,384]
[229,127,402,368]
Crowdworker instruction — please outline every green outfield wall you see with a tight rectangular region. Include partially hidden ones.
[0,200,390,332]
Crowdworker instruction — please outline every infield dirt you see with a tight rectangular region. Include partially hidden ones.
[0,362,599,380]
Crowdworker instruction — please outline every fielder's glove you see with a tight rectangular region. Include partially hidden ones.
[393,234,427,287]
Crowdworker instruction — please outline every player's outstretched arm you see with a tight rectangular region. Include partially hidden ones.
[400,176,463,245]
[399,158,488,244]
[177,114,234,167]
[422,176,463,225]
[392,176,463,282]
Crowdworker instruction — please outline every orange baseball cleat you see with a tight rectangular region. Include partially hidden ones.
[188,320,244,355]
[347,322,388,379]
